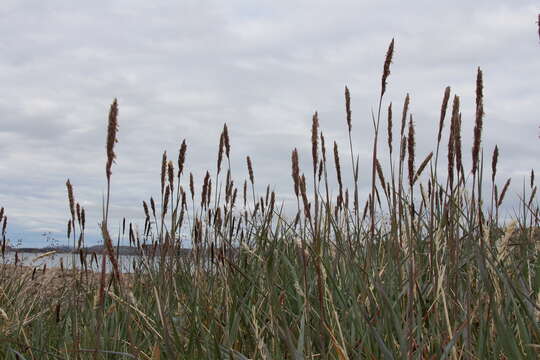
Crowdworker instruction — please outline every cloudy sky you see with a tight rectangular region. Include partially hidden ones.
[0,0,538,247]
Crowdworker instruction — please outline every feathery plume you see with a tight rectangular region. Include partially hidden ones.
[291,148,300,199]
[106,99,119,180]
[333,141,343,197]
[345,86,352,132]
[66,179,75,222]
[400,94,410,137]
[167,160,174,190]
[407,115,416,188]
[161,151,167,196]
[381,38,395,97]
[223,123,230,159]
[311,112,319,176]
[472,67,484,175]
[247,156,254,184]
[491,145,499,182]
[177,139,187,177]
[217,131,224,175]
[437,86,451,144]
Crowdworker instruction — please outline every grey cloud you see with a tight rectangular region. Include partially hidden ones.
[0,0,537,246]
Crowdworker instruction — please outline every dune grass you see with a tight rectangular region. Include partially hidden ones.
[1,39,539,359]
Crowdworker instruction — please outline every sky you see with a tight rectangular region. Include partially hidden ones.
[0,0,538,247]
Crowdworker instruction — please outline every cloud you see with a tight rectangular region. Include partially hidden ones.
[0,0,537,246]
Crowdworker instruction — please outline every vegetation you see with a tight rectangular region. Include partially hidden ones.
[1,39,539,359]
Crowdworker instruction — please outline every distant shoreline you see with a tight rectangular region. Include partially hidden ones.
[3,245,192,256]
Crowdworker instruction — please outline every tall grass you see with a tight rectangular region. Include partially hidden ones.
[1,39,539,359]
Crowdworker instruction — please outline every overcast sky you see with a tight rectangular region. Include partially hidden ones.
[0,0,538,247]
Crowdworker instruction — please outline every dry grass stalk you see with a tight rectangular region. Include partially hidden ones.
[454,114,463,177]
[387,103,393,154]
[530,169,535,188]
[105,98,118,181]
[472,67,484,175]
[381,38,395,97]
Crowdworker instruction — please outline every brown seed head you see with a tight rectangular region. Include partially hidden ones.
[189,173,195,200]
[345,86,352,132]
[168,160,174,190]
[472,67,484,175]
[491,145,499,182]
[217,131,224,175]
[438,86,451,144]
[66,179,75,222]
[106,99,119,180]
[407,115,416,188]
[177,139,187,177]
[247,156,254,184]
[223,123,230,159]
[291,148,300,198]
[311,112,319,176]
[400,94,410,137]
[333,141,343,195]
[381,38,395,98]
[161,151,167,196]
[497,178,511,207]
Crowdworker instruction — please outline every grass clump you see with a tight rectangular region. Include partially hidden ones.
[1,39,540,359]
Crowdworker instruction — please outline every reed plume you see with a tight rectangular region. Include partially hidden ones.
[491,145,499,183]
[247,156,254,184]
[400,94,410,137]
[381,38,395,97]
[105,99,118,181]
[498,178,511,207]
[311,112,319,176]
[177,139,187,178]
[472,67,484,175]
[167,161,174,189]
[223,123,230,160]
[161,151,167,196]
[407,115,416,188]
[291,149,300,199]
[333,141,343,199]
[345,86,352,132]
[217,131,224,175]
[66,179,75,223]
[437,86,451,144]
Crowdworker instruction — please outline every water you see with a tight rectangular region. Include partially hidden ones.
[1,251,142,273]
